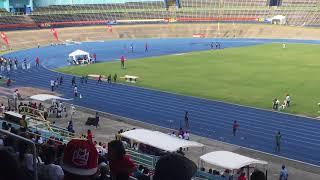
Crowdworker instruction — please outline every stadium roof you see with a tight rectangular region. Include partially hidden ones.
[120,129,204,152]
[200,151,268,170]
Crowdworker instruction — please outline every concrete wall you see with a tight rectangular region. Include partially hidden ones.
[1,23,320,51]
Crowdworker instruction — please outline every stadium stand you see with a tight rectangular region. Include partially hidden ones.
[0,0,318,29]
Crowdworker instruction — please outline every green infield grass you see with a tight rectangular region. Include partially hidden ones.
[57,43,320,117]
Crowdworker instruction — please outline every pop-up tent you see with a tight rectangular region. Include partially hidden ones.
[200,151,268,170]
[121,129,204,152]
[199,151,268,180]
[68,49,90,64]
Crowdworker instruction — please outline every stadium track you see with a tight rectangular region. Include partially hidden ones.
[3,38,320,166]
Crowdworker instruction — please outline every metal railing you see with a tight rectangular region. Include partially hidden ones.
[126,148,159,169]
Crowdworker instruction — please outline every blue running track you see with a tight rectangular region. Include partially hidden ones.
[3,38,320,166]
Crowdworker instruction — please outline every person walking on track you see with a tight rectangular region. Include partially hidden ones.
[145,42,148,52]
[71,76,76,86]
[232,120,239,136]
[73,85,78,97]
[275,131,282,153]
[184,111,189,129]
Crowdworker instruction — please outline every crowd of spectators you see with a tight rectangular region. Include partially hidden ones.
[0,123,198,180]
[0,96,268,180]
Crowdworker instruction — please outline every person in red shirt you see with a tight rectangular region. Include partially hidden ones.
[35,57,40,67]
[238,172,247,180]
[108,140,136,180]
[233,120,239,136]
[120,56,125,69]
[6,78,11,86]
[87,129,93,142]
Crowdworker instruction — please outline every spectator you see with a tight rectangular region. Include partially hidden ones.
[38,146,64,180]
[138,168,150,180]
[95,163,110,180]
[87,129,93,142]
[2,121,7,130]
[250,169,265,180]
[183,131,190,140]
[176,147,185,156]
[133,165,144,178]
[222,169,231,179]
[0,103,5,114]
[67,121,75,133]
[0,147,26,180]
[17,141,35,176]
[170,132,176,137]
[238,172,246,180]
[208,169,213,174]
[62,139,98,180]
[178,128,184,137]
[279,165,288,180]
[153,153,197,180]
[20,115,28,132]
[108,140,136,180]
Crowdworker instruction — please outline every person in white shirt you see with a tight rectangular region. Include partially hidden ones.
[282,43,286,49]
[38,146,64,180]
[50,80,55,91]
[285,94,291,107]
[0,103,5,114]
[183,131,190,140]
[73,85,78,97]
[171,132,176,137]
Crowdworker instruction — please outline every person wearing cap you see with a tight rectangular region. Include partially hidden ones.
[62,139,99,180]
[279,165,288,180]
[153,153,197,180]
[108,140,136,180]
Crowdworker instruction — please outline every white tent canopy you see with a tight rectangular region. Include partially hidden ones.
[200,151,268,170]
[68,49,90,62]
[121,129,204,152]
[30,94,72,102]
